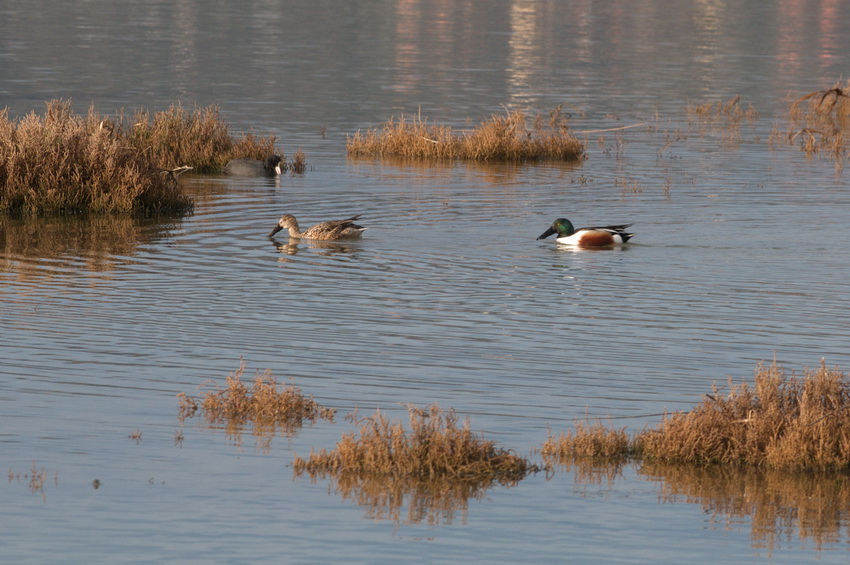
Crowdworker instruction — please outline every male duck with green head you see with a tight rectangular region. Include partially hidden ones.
[537,217,634,247]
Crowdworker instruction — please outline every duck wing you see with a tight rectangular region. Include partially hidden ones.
[306,215,366,239]
[578,223,632,233]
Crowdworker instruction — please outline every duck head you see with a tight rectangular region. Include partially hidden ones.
[268,214,297,237]
[266,155,283,176]
[537,218,575,240]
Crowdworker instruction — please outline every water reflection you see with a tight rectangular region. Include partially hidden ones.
[638,461,850,553]
[271,238,361,258]
[0,214,182,279]
[299,471,521,526]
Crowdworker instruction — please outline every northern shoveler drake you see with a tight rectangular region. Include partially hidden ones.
[224,155,283,177]
[537,218,634,247]
[268,214,366,240]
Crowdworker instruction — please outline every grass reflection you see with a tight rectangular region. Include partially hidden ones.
[638,461,850,553]
[0,213,181,277]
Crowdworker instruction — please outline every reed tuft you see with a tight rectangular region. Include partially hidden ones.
[289,148,307,175]
[541,420,632,464]
[543,361,850,473]
[178,361,335,440]
[293,404,535,483]
[127,104,278,173]
[292,404,536,523]
[635,361,850,471]
[346,107,584,162]
[786,81,850,159]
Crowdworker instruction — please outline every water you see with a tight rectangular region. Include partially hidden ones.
[3,1,850,562]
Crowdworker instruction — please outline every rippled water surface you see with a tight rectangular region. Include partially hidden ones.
[3,1,850,562]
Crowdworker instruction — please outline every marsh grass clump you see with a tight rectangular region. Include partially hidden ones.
[791,81,850,125]
[541,420,632,464]
[346,114,459,160]
[787,81,850,160]
[0,100,193,214]
[293,404,536,524]
[635,361,850,471]
[178,362,336,445]
[346,107,584,163]
[293,404,535,483]
[543,361,850,473]
[0,100,285,214]
[126,104,279,173]
[288,148,307,175]
[540,421,631,488]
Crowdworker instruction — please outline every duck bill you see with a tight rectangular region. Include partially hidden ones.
[537,227,556,240]
[269,224,284,237]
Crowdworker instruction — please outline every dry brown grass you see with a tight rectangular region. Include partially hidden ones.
[543,361,850,473]
[294,404,535,482]
[791,81,850,124]
[293,403,536,524]
[289,148,307,175]
[346,107,585,162]
[0,100,285,214]
[540,421,631,488]
[126,104,279,173]
[178,361,335,449]
[635,361,850,471]
[541,420,632,463]
[784,81,850,160]
[0,100,193,214]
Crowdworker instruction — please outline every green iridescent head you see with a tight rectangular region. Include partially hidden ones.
[537,218,575,240]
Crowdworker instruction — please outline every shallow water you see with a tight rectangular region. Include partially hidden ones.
[3,1,850,562]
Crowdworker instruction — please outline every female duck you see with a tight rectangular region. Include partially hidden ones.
[537,218,633,247]
[224,155,283,177]
[268,214,366,240]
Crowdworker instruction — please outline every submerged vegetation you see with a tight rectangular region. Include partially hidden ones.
[786,80,850,160]
[8,461,55,503]
[347,107,585,162]
[0,100,280,215]
[178,361,335,450]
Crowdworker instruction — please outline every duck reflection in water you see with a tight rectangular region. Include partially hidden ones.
[271,237,359,259]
